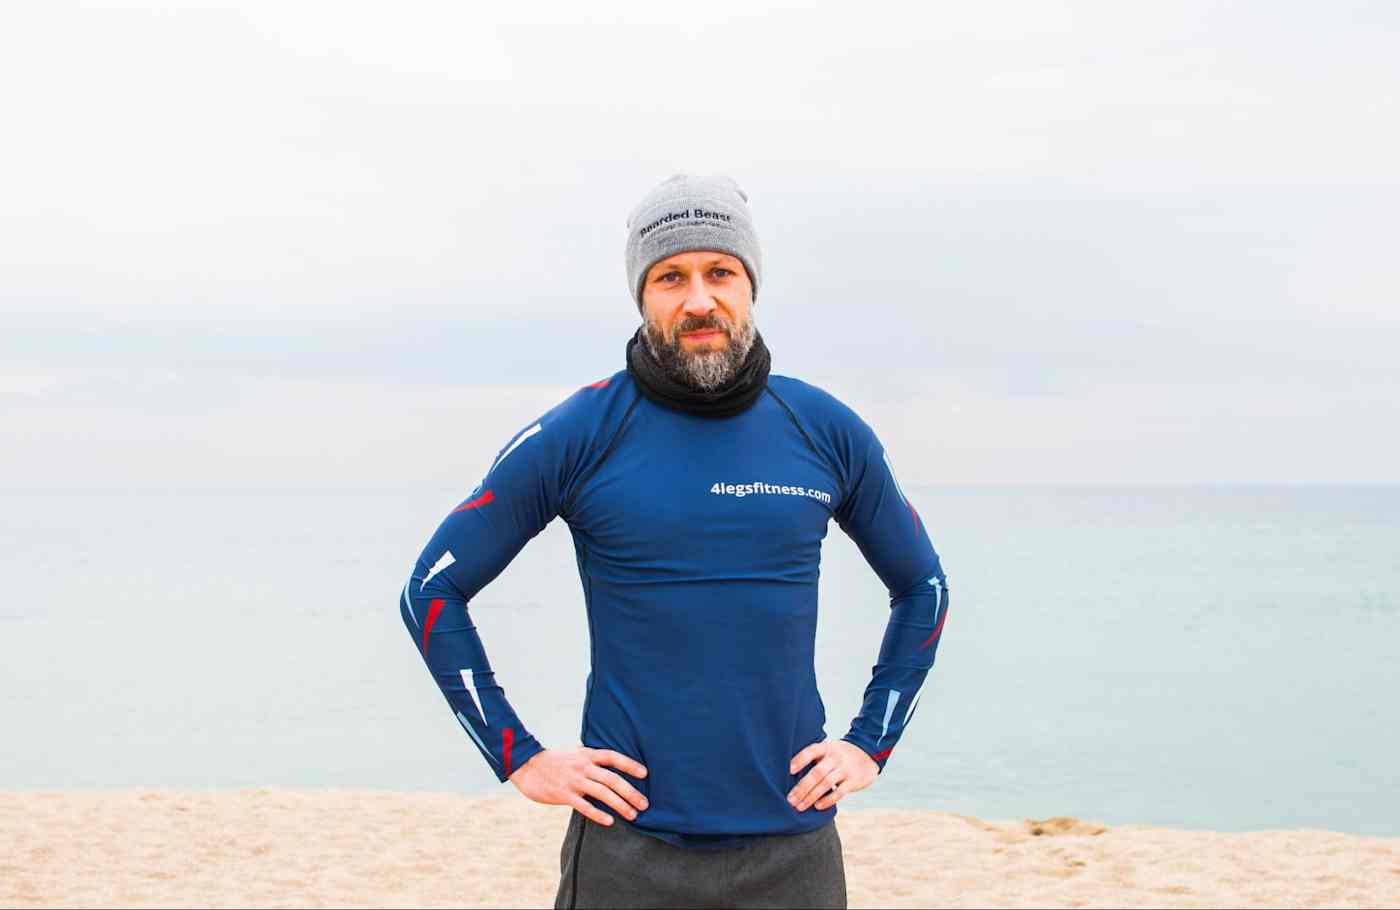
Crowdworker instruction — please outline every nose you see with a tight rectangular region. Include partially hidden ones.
[681,272,717,317]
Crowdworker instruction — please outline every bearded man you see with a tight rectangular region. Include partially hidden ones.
[399,174,950,909]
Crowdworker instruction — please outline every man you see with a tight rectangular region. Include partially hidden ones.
[399,174,949,909]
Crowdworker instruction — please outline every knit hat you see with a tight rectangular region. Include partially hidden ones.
[624,174,762,310]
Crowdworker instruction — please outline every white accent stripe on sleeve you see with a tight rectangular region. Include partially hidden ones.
[489,423,542,475]
[883,450,909,505]
[902,690,923,728]
[402,578,418,628]
[421,550,456,591]
[456,711,501,768]
[460,668,486,725]
[880,689,901,740]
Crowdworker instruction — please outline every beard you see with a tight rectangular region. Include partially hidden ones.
[642,310,757,392]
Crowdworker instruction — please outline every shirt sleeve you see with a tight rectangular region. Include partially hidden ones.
[834,421,949,775]
[397,417,565,783]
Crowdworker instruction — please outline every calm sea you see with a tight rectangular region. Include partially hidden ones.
[2,486,1396,836]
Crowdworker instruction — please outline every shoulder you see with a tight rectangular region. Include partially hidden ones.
[489,369,637,477]
[764,374,881,493]
[765,374,874,440]
[539,369,637,434]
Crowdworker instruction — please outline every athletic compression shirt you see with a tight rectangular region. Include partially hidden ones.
[399,371,949,850]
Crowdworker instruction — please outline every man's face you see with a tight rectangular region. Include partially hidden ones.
[640,250,756,391]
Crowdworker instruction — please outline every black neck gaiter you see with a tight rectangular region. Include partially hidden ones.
[625,326,771,418]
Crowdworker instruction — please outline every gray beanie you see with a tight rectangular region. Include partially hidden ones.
[624,174,762,310]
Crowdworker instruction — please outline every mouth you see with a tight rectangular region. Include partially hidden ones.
[679,328,727,343]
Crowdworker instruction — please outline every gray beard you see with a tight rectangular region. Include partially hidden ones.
[643,313,757,392]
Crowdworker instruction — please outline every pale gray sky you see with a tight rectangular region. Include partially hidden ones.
[3,0,1397,488]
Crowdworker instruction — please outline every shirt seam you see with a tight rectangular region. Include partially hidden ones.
[561,388,643,518]
[763,386,848,506]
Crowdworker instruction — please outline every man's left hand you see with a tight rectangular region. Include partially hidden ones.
[787,740,878,812]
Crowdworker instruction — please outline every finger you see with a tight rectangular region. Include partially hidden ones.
[800,767,840,806]
[789,741,829,775]
[569,795,614,827]
[592,749,648,780]
[789,760,837,808]
[797,763,842,811]
[586,765,650,813]
[579,778,639,821]
[813,776,846,811]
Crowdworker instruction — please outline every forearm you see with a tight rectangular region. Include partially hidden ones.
[841,576,948,772]
[400,579,545,781]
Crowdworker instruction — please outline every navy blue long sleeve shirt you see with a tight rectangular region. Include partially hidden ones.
[399,370,949,849]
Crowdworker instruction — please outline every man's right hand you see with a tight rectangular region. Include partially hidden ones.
[508,747,650,827]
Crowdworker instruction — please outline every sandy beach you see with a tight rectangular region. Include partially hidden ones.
[2,790,1396,908]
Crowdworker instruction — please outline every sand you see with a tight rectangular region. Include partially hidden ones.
[2,790,1397,908]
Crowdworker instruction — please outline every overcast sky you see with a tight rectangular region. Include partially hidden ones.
[3,0,1397,488]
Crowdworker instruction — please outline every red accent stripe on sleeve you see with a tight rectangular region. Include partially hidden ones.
[421,598,446,655]
[918,604,949,651]
[451,489,495,513]
[503,727,515,777]
[872,745,894,762]
[586,378,611,389]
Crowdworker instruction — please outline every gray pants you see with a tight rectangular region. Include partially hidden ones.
[553,809,847,909]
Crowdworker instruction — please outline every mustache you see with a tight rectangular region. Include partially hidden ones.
[669,314,733,342]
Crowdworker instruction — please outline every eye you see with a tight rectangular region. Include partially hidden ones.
[656,271,682,283]
[710,268,733,278]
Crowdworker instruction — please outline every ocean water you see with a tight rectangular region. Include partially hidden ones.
[1,485,1396,836]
